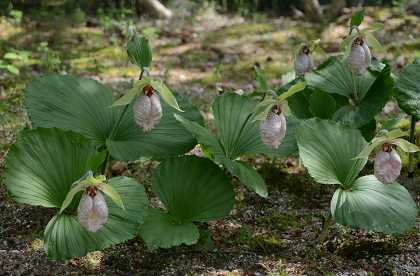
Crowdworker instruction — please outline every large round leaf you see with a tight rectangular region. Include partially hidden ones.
[297,119,367,187]
[5,128,95,208]
[212,93,298,158]
[305,57,376,100]
[395,63,420,119]
[44,176,148,260]
[331,175,417,234]
[25,75,202,160]
[152,156,234,222]
[139,156,234,249]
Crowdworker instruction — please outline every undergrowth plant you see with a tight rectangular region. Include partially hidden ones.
[3,10,419,261]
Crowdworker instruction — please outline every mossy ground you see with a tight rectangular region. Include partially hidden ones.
[0,5,419,275]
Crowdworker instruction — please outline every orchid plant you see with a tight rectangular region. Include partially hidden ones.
[3,10,419,261]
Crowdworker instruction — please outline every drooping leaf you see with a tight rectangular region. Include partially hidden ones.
[139,209,199,249]
[44,176,148,260]
[392,138,419,153]
[277,81,306,102]
[222,159,268,197]
[395,63,420,119]
[297,119,367,187]
[331,175,417,234]
[364,32,385,53]
[5,128,95,208]
[25,75,202,161]
[305,57,376,100]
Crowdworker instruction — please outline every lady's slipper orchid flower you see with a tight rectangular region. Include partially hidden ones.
[347,37,371,74]
[77,186,108,232]
[294,45,314,76]
[133,84,162,132]
[260,105,287,149]
[374,144,402,184]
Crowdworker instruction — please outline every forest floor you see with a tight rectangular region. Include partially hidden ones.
[0,5,419,275]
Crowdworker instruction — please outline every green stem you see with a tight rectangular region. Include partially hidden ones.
[102,151,111,176]
[408,116,416,178]
[319,212,333,243]
[110,68,145,138]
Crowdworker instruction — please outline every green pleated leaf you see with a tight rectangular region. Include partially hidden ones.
[139,209,199,249]
[331,175,417,234]
[44,176,148,260]
[309,90,337,119]
[25,75,202,161]
[127,33,152,69]
[5,128,95,208]
[287,87,313,119]
[333,64,394,128]
[212,93,297,159]
[395,63,420,119]
[152,156,235,223]
[222,159,267,197]
[305,57,376,100]
[297,119,368,187]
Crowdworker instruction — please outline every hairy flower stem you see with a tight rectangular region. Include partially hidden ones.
[102,151,111,176]
[319,213,333,243]
[408,116,416,178]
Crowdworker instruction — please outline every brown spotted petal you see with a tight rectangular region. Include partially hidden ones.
[133,93,162,132]
[374,149,402,184]
[77,190,108,232]
[260,111,287,149]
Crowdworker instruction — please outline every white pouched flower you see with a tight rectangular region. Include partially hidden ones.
[294,45,314,76]
[78,186,108,232]
[374,145,402,184]
[347,37,371,74]
[133,85,162,132]
[260,105,287,149]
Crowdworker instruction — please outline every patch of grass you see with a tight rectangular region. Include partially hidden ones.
[257,213,300,231]
[247,233,287,255]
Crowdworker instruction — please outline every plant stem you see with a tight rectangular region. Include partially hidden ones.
[408,116,416,178]
[319,212,333,243]
[102,151,111,176]
[110,69,145,138]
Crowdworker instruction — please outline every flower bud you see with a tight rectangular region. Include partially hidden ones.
[133,85,162,132]
[260,105,287,149]
[347,37,371,74]
[374,145,402,184]
[78,186,108,232]
[294,45,314,76]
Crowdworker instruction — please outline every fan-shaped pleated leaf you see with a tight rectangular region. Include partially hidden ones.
[44,176,148,260]
[395,63,420,119]
[331,175,417,234]
[152,156,235,223]
[297,119,367,187]
[25,75,202,160]
[5,128,96,208]
[138,209,200,249]
[212,93,297,158]
[305,57,376,100]
[333,65,393,128]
